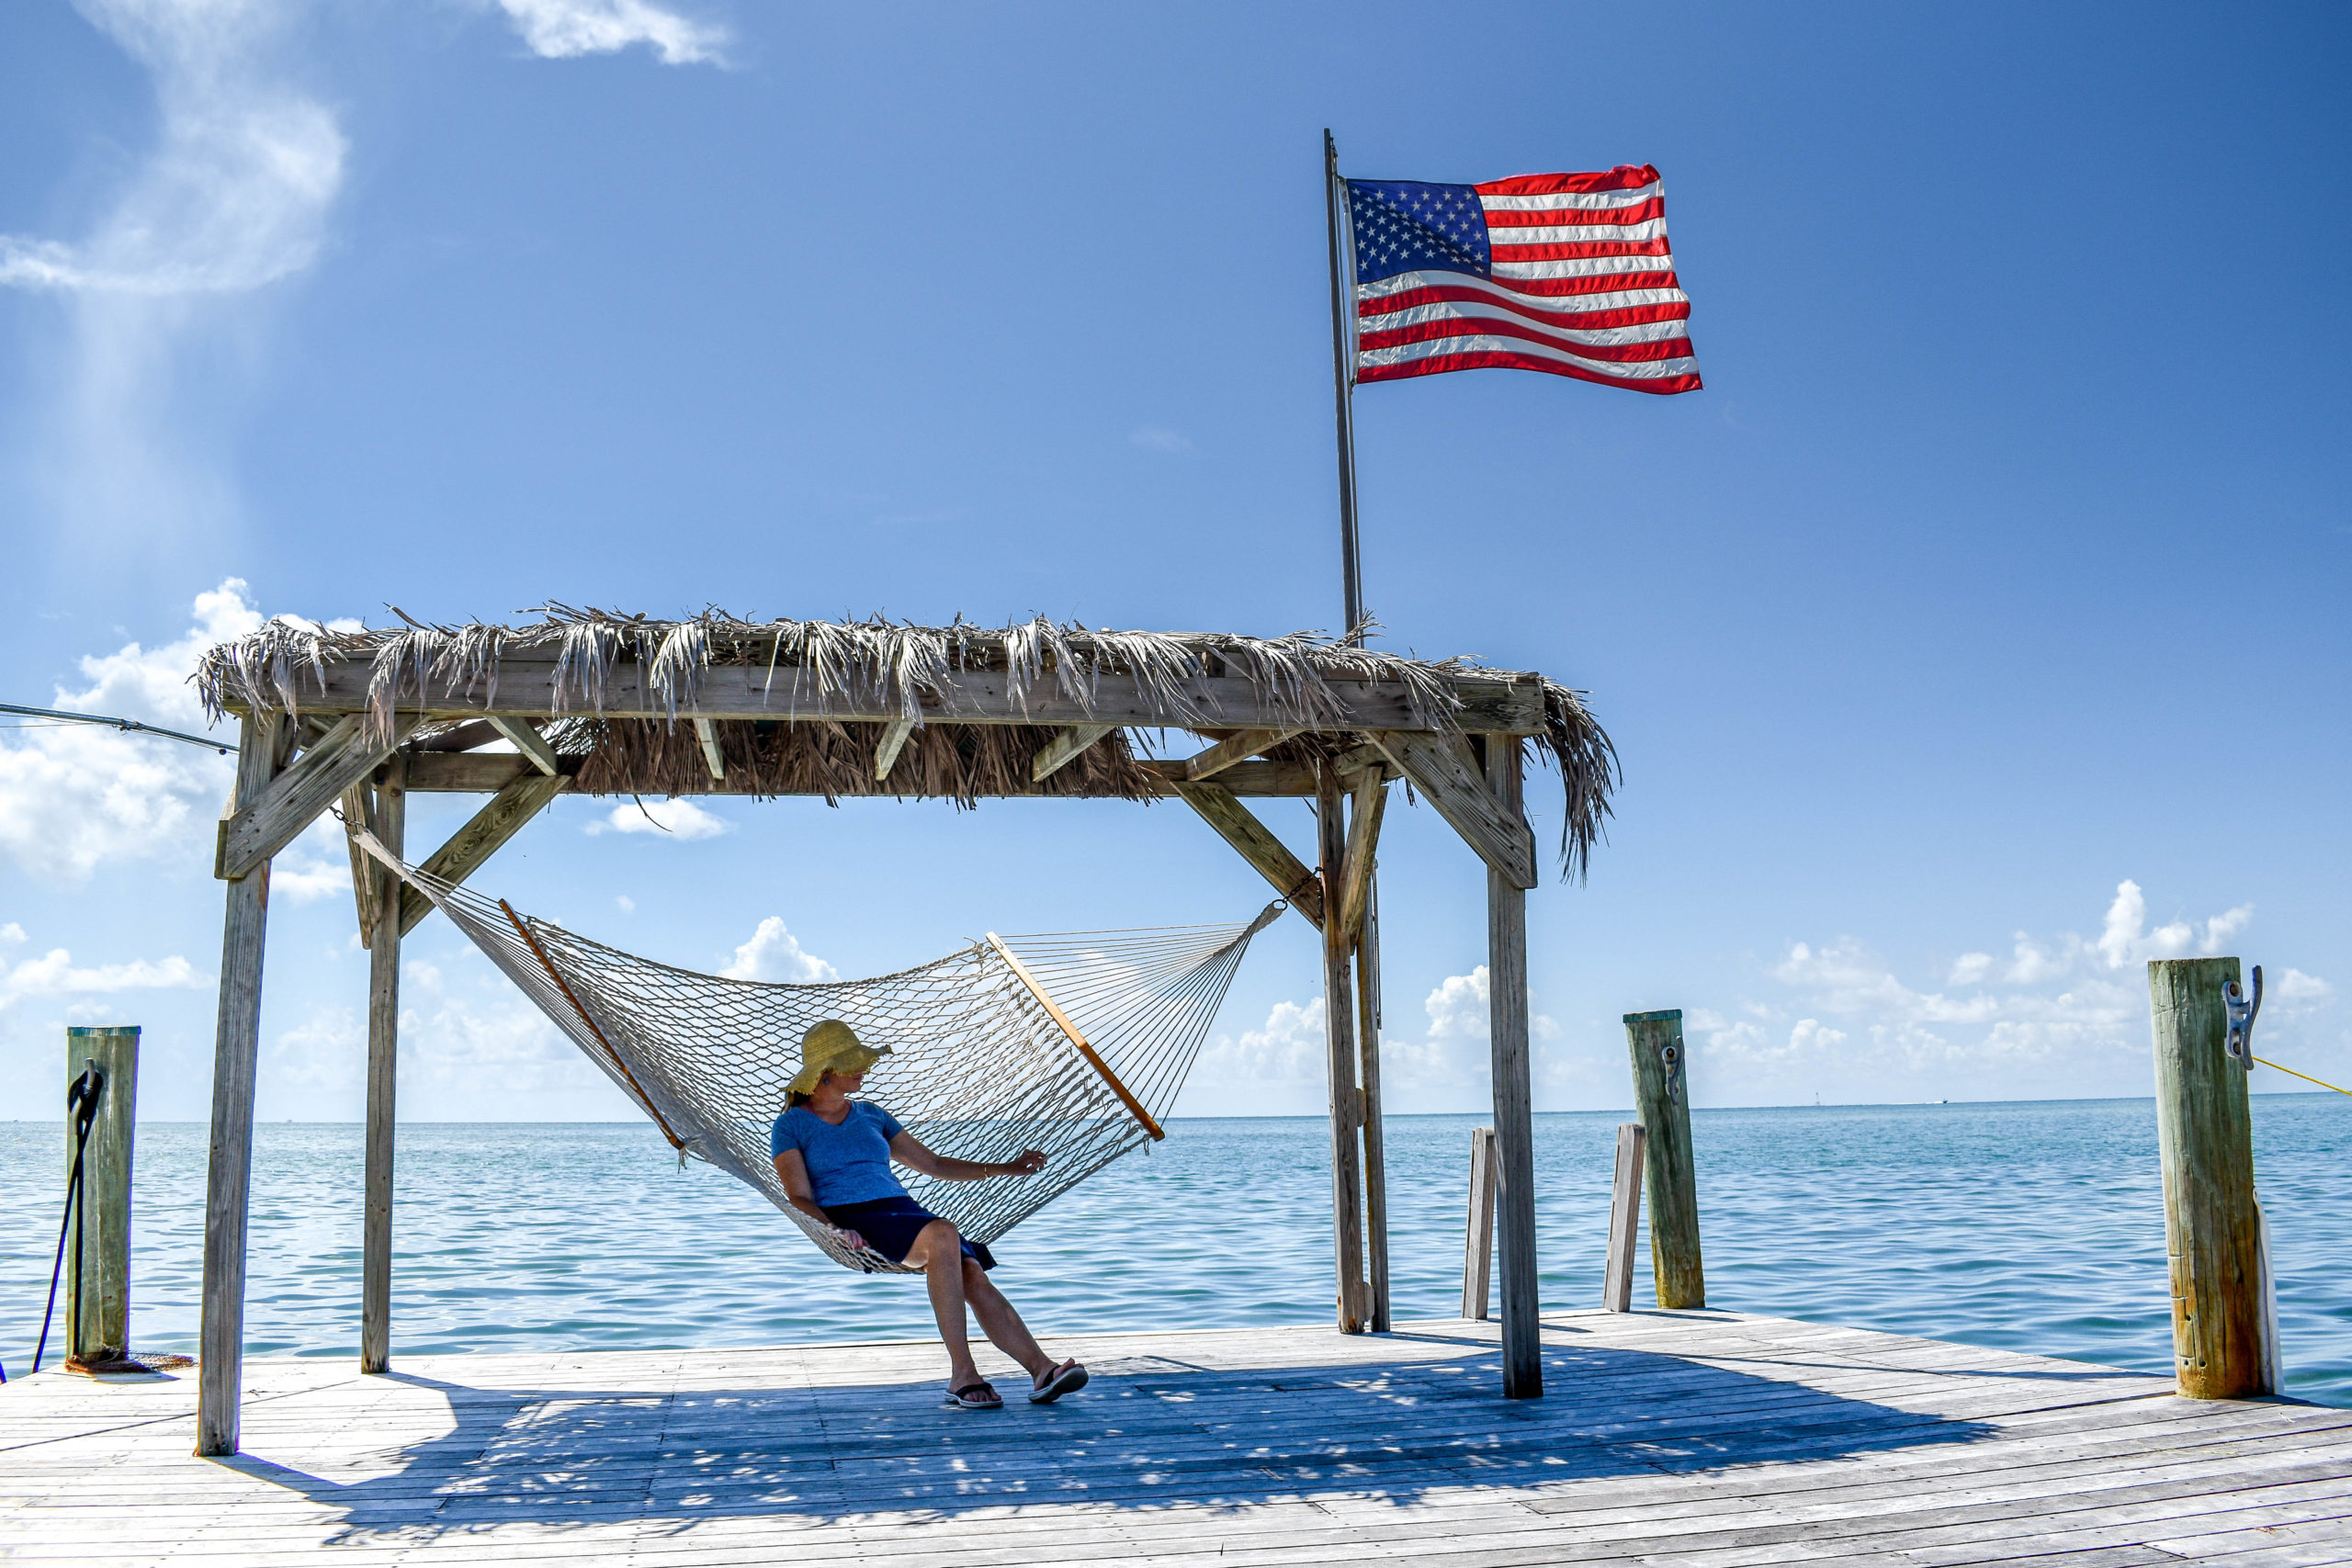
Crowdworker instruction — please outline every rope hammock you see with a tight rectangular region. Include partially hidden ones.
[348,829,1282,1273]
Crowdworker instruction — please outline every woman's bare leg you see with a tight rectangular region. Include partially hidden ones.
[908,1220,981,1390]
[962,1258,1055,1382]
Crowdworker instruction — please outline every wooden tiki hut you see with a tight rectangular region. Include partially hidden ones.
[189,607,1617,1453]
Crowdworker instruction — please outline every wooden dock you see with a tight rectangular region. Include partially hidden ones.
[4,1309,2348,1565]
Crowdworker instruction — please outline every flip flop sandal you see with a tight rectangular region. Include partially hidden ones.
[944,1382,1001,1410]
[1028,1360,1089,1404]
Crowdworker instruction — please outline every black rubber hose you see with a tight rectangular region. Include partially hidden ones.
[22,1066,106,1379]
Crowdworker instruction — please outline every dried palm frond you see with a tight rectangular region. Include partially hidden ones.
[193,607,1619,872]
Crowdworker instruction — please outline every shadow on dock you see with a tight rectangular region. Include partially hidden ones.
[203,1324,2075,1546]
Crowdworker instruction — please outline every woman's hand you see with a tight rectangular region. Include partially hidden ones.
[1000,1149,1047,1178]
[834,1228,868,1252]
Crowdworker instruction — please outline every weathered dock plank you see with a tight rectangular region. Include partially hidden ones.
[1,1311,2344,1566]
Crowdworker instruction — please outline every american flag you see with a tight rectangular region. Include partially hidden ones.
[1345,164,1700,395]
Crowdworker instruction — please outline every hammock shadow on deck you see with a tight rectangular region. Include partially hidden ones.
[206,1325,2089,1548]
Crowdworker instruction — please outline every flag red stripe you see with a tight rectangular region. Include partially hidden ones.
[1479,197,1666,229]
[1360,350,1701,393]
[1358,317,1692,363]
[1359,281,1689,333]
[1474,165,1661,197]
[1490,238,1676,264]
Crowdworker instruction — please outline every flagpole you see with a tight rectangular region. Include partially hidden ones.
[1323,129,1363,646]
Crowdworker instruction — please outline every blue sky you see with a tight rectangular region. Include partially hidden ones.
[2,0,2346,1124]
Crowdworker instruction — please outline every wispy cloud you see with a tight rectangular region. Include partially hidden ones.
[493,0,728,64]
[2,1,346,541]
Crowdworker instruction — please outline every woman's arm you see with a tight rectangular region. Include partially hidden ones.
[772,1149,867,1248]
[888,1130,1046,1181]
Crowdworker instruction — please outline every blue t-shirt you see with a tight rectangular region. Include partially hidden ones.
[769,1102,907,1207]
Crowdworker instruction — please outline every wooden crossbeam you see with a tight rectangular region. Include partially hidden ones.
[489,715,561,778]
[1182,726,1307,782]
[1032,723,1116,782]
[1338,766,1386,946]
[217,716,419,882]
[1372,732,1536,890]
[237,661,1546,734]
[411,718,501,752]
[873,716,916,781]
[404,750,1327,798]
[691,717,726,782]
[397,771,571,938]
[1170,780,1324,930]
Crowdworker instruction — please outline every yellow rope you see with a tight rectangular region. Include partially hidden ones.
[2253,1055,2352,1098]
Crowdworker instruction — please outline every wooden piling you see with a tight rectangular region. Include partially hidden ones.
[1483,740,1542,1397]
[1601,1122,1645,1313]
[2149,956,2270,1399]
[1461,1126,1498,1320]
[1315,765,1368,1333]
[1623,1009,1705,1309]
[1355,878,1391,1331]
[199,712,283,1456]
[360,756,405,1374]
[64,1026,139,1359]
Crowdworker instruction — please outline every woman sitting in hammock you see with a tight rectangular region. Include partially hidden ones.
[771,1019,1090,1410]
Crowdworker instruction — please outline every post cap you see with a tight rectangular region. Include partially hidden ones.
[1623,1009,1683,1023]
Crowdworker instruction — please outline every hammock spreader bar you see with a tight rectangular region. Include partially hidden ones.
[343,823,1279,1273]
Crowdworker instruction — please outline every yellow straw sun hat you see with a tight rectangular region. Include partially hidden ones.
[789,1019,889,1096]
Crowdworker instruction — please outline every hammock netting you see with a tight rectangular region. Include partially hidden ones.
[358,834,1281,1273]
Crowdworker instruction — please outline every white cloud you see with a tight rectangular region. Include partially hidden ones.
[1948,952,1994,986]
[615,895,636,913]
[2097,879,2215,970]
[2201,904,2255,954]
[0,580,252,883]
[0,924,24,944]
[2275,968,2334,1002]
[494,0,728,64]
[718,918,837,984]
[3,2,346,540]
[1197,997,1326,1083]
[1130,426,1194,455]
[582,798,732,840]
[1,946,204,1017]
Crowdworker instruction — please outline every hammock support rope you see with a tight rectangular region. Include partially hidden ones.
[349,829,1279,1273]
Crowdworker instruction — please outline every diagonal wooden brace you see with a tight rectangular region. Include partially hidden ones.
[398,769,571,937]
[217,716,420,882]
[1338,767,1386,946]
[1372,732,1536,890]
[1170,779,1325,930]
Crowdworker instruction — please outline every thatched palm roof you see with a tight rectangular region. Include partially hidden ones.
[197,606,1617,873]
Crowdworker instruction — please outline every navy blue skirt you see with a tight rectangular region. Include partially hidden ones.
[822,1196,997,1272]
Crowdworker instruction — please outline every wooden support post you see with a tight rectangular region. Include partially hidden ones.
[2150,957,2271,1399]
[1462,1125,1498,1321]
[1338,769,1385,943]
[64,1026,139,1359]
[360,756,404,1374]
[1602,1122,1646,1313]
[199,712,284,1456]
[1316,765,1368,1333]
[1355,874,1390,1331]
[1484,739,1542,1396]
[1623,1008,1705,1309]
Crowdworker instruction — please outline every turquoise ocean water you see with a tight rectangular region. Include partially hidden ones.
[2,1098,2345,1404]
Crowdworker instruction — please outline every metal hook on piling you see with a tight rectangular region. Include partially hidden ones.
[1660,1039,1684,1105]
[2223,965,2263,1071]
